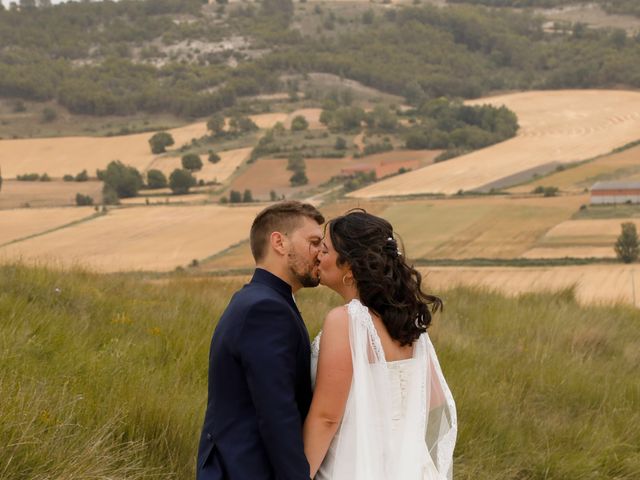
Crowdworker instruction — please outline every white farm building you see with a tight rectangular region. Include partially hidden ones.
[590,181,640,205]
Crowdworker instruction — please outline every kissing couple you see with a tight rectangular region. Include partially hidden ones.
[197,201,457,480]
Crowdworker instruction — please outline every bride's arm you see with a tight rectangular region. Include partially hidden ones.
[303,306,353,478]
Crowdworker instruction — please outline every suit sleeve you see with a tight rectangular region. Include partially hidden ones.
[237,298,310,480]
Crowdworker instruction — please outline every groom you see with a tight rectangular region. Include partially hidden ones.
[197,201,325,480]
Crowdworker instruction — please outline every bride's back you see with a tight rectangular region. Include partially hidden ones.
[369,311,414,362]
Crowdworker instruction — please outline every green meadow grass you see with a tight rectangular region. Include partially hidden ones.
[1,264,639,479]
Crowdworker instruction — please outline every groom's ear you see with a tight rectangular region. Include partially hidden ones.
[269,231,287,257]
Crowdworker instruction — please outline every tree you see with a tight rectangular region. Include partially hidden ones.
[169,168,196,194]
[0,166,3,193]
[229,115,258,135]
[615,222,639,264]
[229,190,242,203]
[208,151,221,164]
[290,115,309,132]
[287,152,305,172]
[207,113,225,136]
[243,189,253,202]
[149,132,175,154]
[290,169,308,186]
[181,153,203,171]
[147,169,168,189]
[99,160,143,198]
[63,174,74,182]
[335,136,347,150]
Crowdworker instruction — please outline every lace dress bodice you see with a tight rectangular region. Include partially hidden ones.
[310,300,449,480]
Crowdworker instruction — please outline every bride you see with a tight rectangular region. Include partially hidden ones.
[303,210,457,480]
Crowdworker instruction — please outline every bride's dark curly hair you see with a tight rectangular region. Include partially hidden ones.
[327,209,442,346]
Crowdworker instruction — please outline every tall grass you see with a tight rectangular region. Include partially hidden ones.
[1,264,639,479]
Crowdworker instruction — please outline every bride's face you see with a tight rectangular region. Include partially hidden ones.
[318,233,351,291]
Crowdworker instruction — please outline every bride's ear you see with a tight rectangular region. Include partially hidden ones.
[270,231,287,257]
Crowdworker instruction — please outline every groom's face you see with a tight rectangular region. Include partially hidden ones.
[285,217,323,289]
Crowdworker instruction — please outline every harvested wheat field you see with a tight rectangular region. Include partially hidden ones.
[381,195,586,259]
[350,90,640,198]
[0,180,103,209]
[0,111,299,180]
[520,218,640,259]
[509,144,640,193]
[421,264,640,308]
[230,150,438,199]
[0,122,208,179]
[0,204,263,272]
[145,147,252,183]
[0,207,96,246]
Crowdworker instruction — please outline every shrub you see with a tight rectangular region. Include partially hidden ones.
[146,169,168,189]
[75,193,94,206]
[42,107,57,123]
[169,168,196,194]
[63,174,74,182]
[290,115,309,132]
[335,136,347,150]
[208,152,221,164]
[39,173,51,182]
[17,173,40,181]
[181,153,203,171]
[243,189,253,202]
[543,186,559,197]
[75,170,89,182]
[149,132,175,154]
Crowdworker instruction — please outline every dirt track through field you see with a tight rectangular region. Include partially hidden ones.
[349,90,640,198]
[0,205,263,272]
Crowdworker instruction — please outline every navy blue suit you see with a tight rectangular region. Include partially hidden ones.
[197,268,312,480]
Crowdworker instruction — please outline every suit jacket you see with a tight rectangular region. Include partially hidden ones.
[197,268,313,480]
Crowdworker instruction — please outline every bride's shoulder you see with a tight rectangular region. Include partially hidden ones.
[323,305,349,329]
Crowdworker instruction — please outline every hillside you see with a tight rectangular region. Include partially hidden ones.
[1,0,640,121]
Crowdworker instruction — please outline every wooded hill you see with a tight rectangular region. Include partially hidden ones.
[1,0,639,117]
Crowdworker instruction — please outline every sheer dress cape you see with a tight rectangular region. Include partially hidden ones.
[311,299,457,480]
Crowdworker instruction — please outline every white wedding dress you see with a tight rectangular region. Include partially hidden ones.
[311,299,457,480]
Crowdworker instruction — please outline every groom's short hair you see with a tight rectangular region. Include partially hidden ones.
[250,201,324,262]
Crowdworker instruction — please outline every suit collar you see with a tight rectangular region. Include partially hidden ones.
[251,268,294,298]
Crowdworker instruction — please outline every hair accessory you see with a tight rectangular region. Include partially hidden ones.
[386,237,402,257]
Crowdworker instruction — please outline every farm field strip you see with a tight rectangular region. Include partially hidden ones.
[380,195,586,259]
[349,90,640,198]
[421,264,640,308]
[0,205,263,272]
[508,144,640,193]
[0,180,103,209]
[0,207,97,246]
[520,218,640,258]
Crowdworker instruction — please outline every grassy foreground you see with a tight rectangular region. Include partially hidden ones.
[1,264,639,479]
